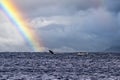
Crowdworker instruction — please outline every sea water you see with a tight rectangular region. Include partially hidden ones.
[0,52,120,80]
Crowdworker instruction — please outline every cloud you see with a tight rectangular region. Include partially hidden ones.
[53,47,77,52]
[0,12,30,51]
[14,0,102,17]
[103,0,120,13]
[34,8,120,52]
[0,0,120,52]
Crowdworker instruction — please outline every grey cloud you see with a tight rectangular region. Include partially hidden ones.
[15,0,120,17]
[1,0,120,52]
[14,0,102,17]
[0,44,31,52]
[104,0,120,13]
[0,13,32,52]
[37,8,120,52]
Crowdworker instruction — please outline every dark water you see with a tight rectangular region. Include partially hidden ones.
[0,52,120,80]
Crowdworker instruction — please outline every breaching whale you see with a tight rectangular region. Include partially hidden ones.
[49,50,55,54]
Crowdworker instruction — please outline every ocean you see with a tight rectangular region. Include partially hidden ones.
[0,52,120,80]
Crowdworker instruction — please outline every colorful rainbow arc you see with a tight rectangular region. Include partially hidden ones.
[0,0,44,52]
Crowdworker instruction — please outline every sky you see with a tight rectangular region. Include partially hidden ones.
[0,0,120,52]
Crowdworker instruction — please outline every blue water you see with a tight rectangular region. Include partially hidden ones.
[0,52,120,80]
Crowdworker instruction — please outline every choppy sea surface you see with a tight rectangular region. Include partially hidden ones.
[0,52,120,80]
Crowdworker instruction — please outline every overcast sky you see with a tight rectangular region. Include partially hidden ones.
[0,0,120,52]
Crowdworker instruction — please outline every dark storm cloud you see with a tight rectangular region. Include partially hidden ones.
[104,0,120,13]
[37,8,120,51]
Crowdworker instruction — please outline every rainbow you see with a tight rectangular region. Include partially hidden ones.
[0,0,44,52]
